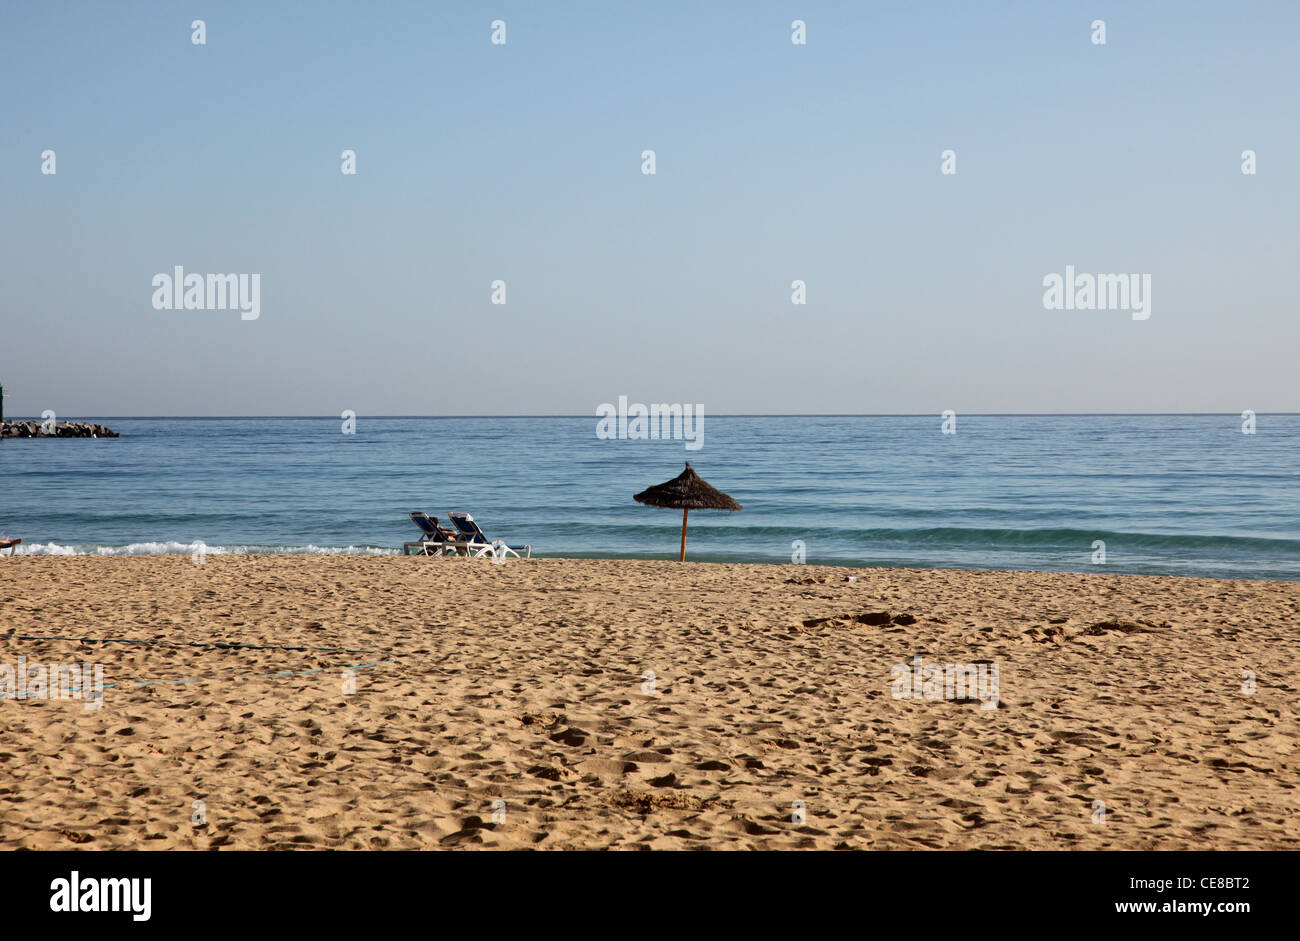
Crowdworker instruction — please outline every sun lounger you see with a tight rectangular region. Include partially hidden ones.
[402,513,462,556]
[447,512,532,559]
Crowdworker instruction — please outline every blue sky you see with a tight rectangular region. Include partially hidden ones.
[2,1,1297,416]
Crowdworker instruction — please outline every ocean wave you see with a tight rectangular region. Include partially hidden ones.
[13,542,399,557]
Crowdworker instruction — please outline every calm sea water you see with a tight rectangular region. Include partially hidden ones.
[2,415,1297,580]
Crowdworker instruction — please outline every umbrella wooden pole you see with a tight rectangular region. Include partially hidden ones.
[680,508,689,562]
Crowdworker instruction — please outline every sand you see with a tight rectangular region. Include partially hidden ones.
[0,555,1296,850]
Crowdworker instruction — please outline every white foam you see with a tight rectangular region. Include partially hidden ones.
[14,542,399,557]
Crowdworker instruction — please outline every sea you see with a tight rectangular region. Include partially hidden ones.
[2,415,1297,580]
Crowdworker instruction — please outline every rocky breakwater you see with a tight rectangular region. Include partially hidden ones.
[1,420,120,438]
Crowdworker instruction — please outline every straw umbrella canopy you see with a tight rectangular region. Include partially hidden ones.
[634,461,742,561]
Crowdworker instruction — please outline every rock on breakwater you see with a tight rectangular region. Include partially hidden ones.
[1,420,120,438]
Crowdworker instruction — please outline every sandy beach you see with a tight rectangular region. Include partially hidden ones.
[1,555,1296,850]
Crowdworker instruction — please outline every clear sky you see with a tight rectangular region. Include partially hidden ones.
[2,1,1297,416]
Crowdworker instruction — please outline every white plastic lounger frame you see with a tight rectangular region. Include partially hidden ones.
[455,539,531,559]
[446,512,532,559]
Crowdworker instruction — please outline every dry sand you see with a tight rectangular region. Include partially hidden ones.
[1,556,1296,850]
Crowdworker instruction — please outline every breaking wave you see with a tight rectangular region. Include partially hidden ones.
[14,542,399,556]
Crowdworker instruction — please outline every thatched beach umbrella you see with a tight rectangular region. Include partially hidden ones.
[634,461,742,562]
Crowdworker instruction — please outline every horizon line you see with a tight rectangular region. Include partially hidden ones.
[4,412,1296,420]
